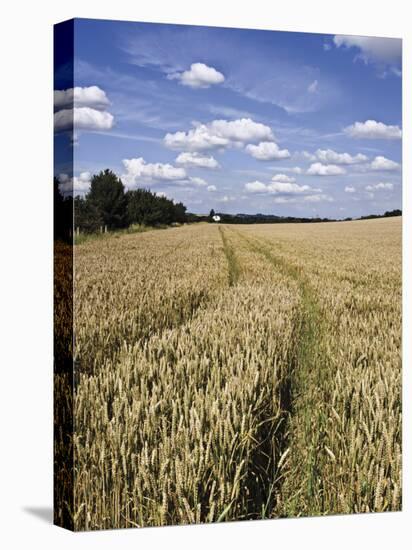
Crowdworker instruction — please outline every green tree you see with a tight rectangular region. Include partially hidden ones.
[127,189,187,226]
[384,209,402,217]
[87,169,127,229]
[127,189,158,225]
[173,201,187,224]
[74,196,103,233]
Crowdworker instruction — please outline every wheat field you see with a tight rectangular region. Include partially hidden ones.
[56,217,401,530]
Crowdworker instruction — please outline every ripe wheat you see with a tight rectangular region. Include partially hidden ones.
[54,217,401,529]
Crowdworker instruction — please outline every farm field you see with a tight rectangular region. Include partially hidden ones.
[66,217,401,529]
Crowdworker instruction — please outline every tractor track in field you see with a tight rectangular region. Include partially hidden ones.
[218,226,241,287]
[226,226,328,516]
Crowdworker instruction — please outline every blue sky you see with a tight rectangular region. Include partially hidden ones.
[54,18,402,217]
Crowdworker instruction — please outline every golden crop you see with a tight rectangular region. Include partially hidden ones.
[56,217,401,530]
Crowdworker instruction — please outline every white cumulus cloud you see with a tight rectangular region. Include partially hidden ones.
[54,107,114,132]
[333,35,401,66]
[121,157,187,188]
[245,141,290,161]
[269,182,312,194]
[303,194,334,203]
[207,185,217,192]
[188,177,207,187]
[54,86,114,141]
[345,186,356,193]
[211,119,274,143]
[307,163,346,176]
[366,182,394,191]
[300,151,317,161]
[58,172,92,196]
[168,62,225,88]
[244,181,268,193]
[315,149,368,165]
[165,126,228,151]
[271,174,296,183]
[245,180,317,195]
[175,152,219,169]
[164,118,275,151]
[370,156,400,171]
[344,120,402,140]
[54,86,110,110]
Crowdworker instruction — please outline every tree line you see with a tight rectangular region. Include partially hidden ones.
[358,209,402,220]
[54,169,402,241]
[206,209,402,225]
[55,169,187,237]
[207,210,334,224]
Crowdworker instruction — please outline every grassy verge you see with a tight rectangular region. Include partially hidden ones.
[74,223,173,245]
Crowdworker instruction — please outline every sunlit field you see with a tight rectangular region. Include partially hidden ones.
[63,217,401,529]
